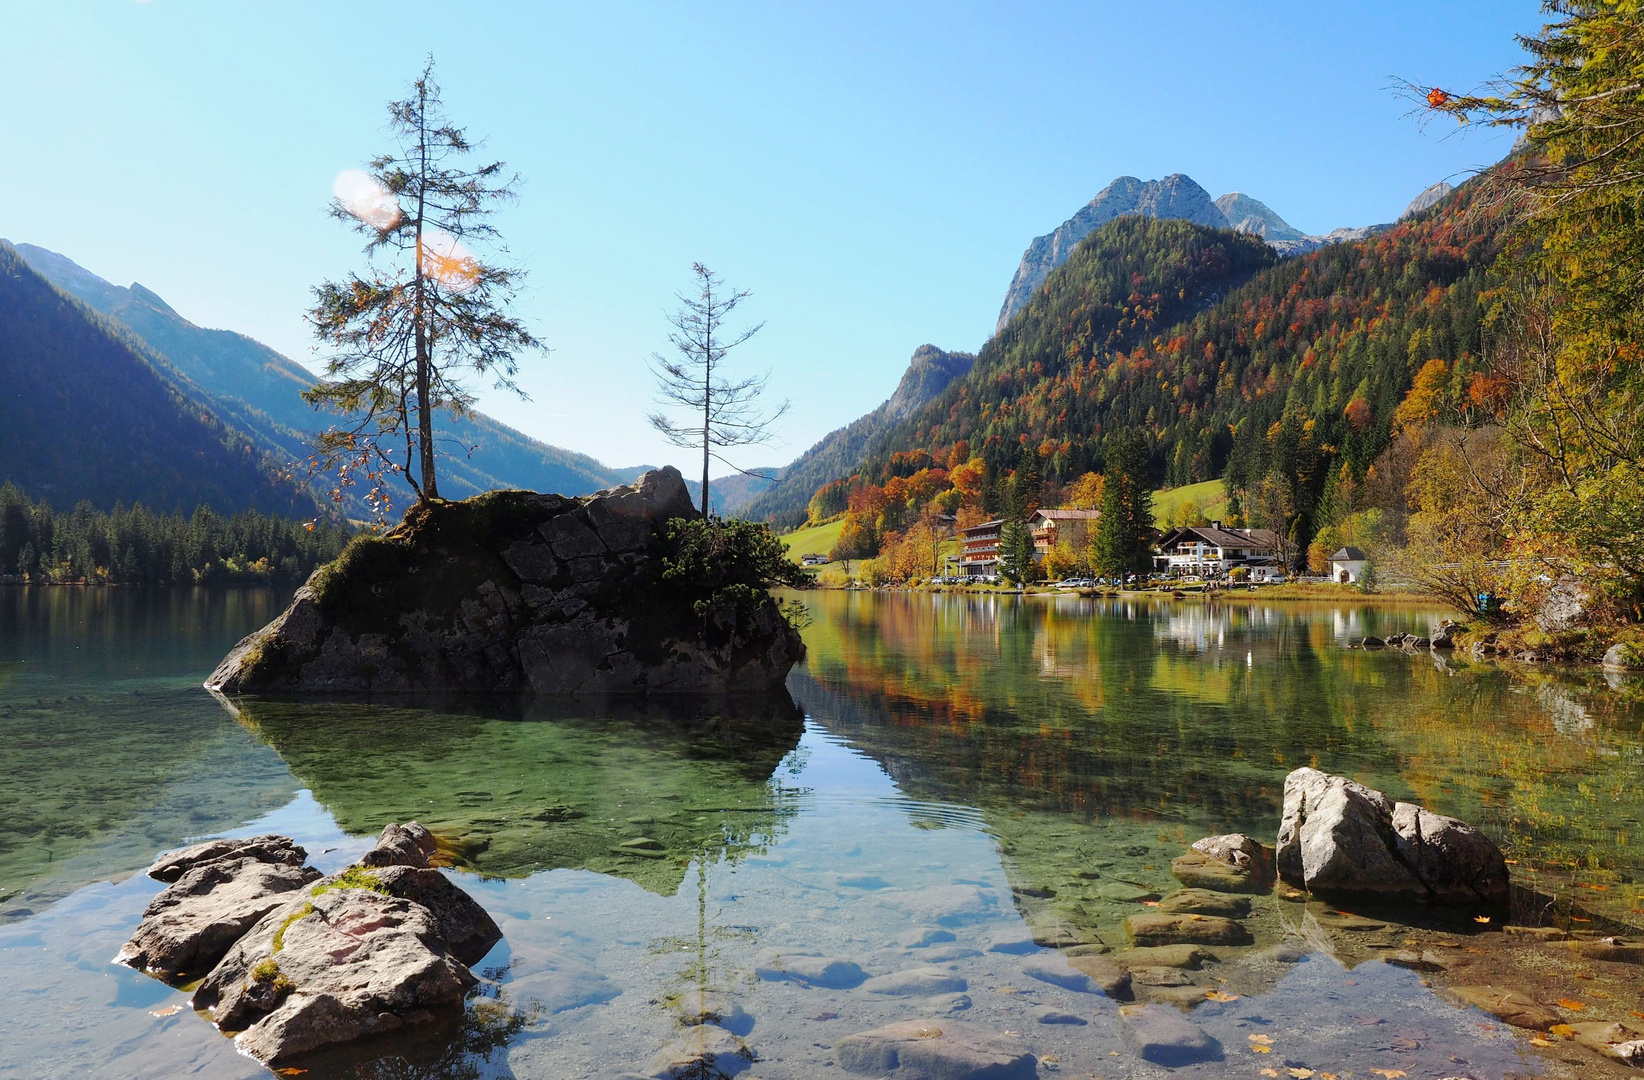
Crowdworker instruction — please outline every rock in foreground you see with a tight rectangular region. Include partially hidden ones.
[121,823,501,1067]
[1275,767,1508,906]
[207,467,804,695]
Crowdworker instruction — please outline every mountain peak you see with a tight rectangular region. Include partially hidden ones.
[996,174,1228,333]
[1213,192,1306,242]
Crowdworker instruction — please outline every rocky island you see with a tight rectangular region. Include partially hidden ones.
[207,467,806,696]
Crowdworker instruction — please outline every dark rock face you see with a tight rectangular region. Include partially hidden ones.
[206,467,804,695]
[121,822,501,1067]
[1275,767,1509,906]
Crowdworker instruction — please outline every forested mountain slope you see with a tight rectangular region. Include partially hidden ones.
[0,242,318,515]
[839,180,1502,548]
[13,243,635,507]
[740,344,975,527]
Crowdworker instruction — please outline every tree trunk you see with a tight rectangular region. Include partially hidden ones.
[412,85,438,502]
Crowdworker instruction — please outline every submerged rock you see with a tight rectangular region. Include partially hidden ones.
[1118,1003,1222,1066]
[1124,912,1252,947]
[862,965,968,997]
[1156,889,1251,917]
[206,468,804,695]
[753,949,867,989]
[836,1019,1037,1079]
[1275,767,1508,906]
[1170,850,1266,893]
[642,1024,755,1079]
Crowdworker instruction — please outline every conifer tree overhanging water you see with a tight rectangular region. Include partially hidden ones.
[304,58,543,517]
[648,264,789,519]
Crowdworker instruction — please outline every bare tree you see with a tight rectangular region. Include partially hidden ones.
[304,58,541,518]
[648,263,788,518]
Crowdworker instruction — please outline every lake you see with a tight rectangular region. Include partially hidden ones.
[1,586,1640,1078]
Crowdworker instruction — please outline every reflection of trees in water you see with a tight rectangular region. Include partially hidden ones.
[794,590,1644,926]
[222,691,804,895]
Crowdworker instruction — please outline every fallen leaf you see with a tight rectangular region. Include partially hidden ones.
[149,1004,183,1017]
[1474,915,1492,924]
[1504,858,1519,865]
[1342,979,1358,986]
[1261,1070,1281,1078]
[1354,1016,1385,1026]
[1142,900,1160,907]
[1322,1074,1339,1080]
[1251,1044,1273,1053]
[808,1011,838,1021]
[1578,883,1611,891]
[274,1071,308,1078]
[1205,990,1239,1002]
[1571,916,1590,922]
[1288,1070,1315,1079]
[1371,1071,1407,1079]
[1557,999,1587,1011]
[1039,1055,1061,1064]
[1392,1036,1423,1051]
[1249,1034,1275,1044]
[1550,1024,1577,1039]
[1530,1037,1555,1048]
[1631,1011,1644,1021]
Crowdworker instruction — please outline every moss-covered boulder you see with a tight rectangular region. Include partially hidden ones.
[206,468,805,695]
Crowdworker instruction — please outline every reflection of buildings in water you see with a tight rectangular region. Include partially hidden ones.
[1534,683,1598,738]
[1331,608,1364,641]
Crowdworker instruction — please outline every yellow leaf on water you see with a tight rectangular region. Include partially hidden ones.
[149,1005,183,1018]
[1371,1071,1408,1079]
[1557,999,1587,1011]
[1321,1074,1339,1080]
[1474,915,1492,923]
[1288,1070,1315,1079]
[1252,1044,1273,1053]
[1249,1034,1274,1043]
[1205,990,1239,1002]
[1261,1070,1281,1078]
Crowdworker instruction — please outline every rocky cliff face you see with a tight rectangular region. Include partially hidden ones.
[206,467,805,695]
[996,174,1229,333]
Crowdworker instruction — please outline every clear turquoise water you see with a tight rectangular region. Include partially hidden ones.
[1,586,1640,1078]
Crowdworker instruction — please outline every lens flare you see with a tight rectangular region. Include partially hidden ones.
[333,169,402,231]
[420,229,481,292]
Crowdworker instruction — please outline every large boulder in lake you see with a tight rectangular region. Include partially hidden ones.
[187,823,503,1066]
[206,467,805,695]
[1275,767,1508,906]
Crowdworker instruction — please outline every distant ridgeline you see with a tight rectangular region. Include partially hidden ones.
[6,242,643,520]
[0,242,321,518]
[787,176,1500,550]
[740,344,977,529]
[0,483,349,586]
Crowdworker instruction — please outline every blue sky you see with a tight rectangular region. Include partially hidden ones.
[1,1,1535,474]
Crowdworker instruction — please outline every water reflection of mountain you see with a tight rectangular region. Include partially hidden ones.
[221,693,805,894]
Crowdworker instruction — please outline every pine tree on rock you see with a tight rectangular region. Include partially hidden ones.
[648,264,788,519]
[305,58,541,517]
